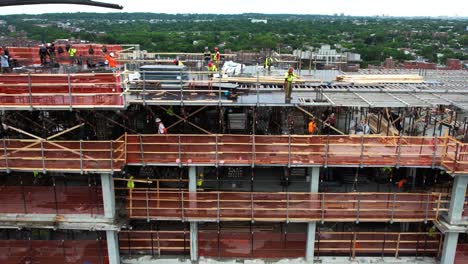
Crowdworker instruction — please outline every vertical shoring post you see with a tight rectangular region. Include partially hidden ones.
[3,137,9,173]
[359,135,364,168]
[288,134,292,168]
[27,73,33,110]
[40,140,46,173]
[325,134,330,168]
[391,193,396,224]
[431,135,438,169]
[181,191,185,222]
[424,192,430,223]
[142,71,146,106]
[356,193,361,224]
[321,193,325,224]
[251,134,255,168]
[435,193,442,219]
[138,134,145,165]
[52,176,59,214]
[217,191,220,223]
[178,135,182,167]
[396,134,402,169]
[146,190,150,222]
[453,142,459,174]
[180,69,184,106]
[20,175,27,213]
[67,73,72,110]
[215,134,218,167]
[150,225,155,256]
[286,191,289,223]
[351,232,357,260]
[251,192,254,223]
[156,227,161,257]
[395,233,401,258]
[109,140,114,173]
[79,140,83,174]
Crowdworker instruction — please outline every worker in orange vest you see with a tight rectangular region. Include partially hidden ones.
[308,119,317,135]
[106,52,117,71]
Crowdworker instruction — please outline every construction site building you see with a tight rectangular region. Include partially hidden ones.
[0,45,466,264]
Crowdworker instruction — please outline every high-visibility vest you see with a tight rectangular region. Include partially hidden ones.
[308,121,316,134]
[68,48,77,57]
[265,57,272,67]
[127,176,135,190]
[285,72,297,82]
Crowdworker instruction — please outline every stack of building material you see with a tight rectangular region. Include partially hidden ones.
[367,113,399,136]
[336,74,424,84]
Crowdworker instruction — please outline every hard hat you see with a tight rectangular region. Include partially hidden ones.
[204,47,209,50]
[109,52,115,57]
[288,67,294,72]
[208,62,213,67]
[155,118,161,122]
[214,47,219,51]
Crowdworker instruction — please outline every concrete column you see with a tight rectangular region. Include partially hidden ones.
[101,174,116,219]
[188,166,198,262]
[448,175,468,224]
[106,230,121,264]
[440,232,459,264]
[306,167,320,262]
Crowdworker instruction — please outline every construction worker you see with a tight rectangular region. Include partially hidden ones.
[47,43,56,64]
[212,47,220,67]
[155,118,167,134]
[284,67,296,103]
[308,119,317,135]
[127,175,135,190]
[197,173,204,187]
[208,61,217,77]
[203,47,211,66]
[106,52,117,71]
[173,58,185,67]
[38,44,48,65]
[67,44,77,64]
[264,56,273,71]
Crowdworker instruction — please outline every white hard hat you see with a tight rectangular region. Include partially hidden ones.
[110,52,115,57]
[155,118,161,122]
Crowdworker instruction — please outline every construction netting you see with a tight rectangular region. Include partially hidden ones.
[0,239,108,264]
[0,186,103,215]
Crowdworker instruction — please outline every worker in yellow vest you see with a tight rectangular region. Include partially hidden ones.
[284,67,297,103]
[197,173,204,188]
[127,175,135,190]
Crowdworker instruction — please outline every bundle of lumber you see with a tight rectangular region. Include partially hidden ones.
[336,74,424,84]
[368,113,399,136]
[221,76,307,85]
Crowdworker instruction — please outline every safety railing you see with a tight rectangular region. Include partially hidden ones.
[119,230,190,256]
[0,239,108,264]
[0,186,103,215]
[127,190,448,223]
[0,73,124,109]
[125,134,460,171]
[1,134,468,174]
[0,135,126,173]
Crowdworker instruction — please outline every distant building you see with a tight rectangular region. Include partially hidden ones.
[250,19,267,24]
[404,61,437,70]
[446,58,462,70]
[383,57,396,69]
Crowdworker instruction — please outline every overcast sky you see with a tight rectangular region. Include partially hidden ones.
[1,0,467,17]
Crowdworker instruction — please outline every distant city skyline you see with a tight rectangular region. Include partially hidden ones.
[1,0,467,17]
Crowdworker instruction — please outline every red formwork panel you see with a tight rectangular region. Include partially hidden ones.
[0,186,103,215]
[0,240,108,264]
[127,191,445,222]
[456,244,468,264]
[0,73,123,108]
[7,45,122,66]
[198,230,306,259]
[119,230,190,256]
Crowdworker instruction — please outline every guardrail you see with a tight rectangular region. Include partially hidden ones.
[127,190,447,223]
